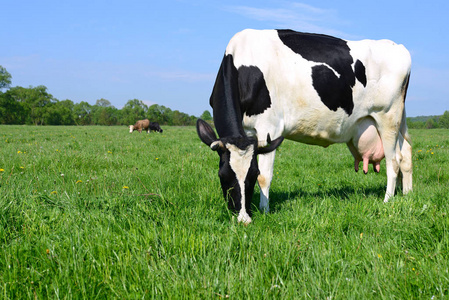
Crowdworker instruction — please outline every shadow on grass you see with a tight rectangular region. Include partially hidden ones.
[252,184,388,213]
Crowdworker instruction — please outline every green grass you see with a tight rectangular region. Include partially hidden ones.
[0,125,448,299]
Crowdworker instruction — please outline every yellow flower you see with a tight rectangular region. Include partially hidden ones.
[76,180,82,184]
[107,151,112,154]
[360,233,363,239]
[431,152,434,155]
[123,186,129,189]
[51,191,57,195]
[17,150,22,154]
[20,166,24,169]
[0,168,4,172]
[155,157,159,160]
[377,254,382,258]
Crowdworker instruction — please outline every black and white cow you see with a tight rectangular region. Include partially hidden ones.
[197,29,412,224]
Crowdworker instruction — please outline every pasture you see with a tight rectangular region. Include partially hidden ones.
[0,125,448,299]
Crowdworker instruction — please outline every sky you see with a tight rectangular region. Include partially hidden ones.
[1,0,448,117]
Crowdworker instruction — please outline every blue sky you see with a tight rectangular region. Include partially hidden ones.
[1,0,448,117]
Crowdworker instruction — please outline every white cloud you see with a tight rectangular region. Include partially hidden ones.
[225,2,354,39]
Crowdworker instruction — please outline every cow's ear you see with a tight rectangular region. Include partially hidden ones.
[197,119,218,147]
[257,134,284,154]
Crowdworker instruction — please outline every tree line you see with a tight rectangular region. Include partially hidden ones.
[0,65,212,126]
[407,112,449,129]
[2,65,447,128]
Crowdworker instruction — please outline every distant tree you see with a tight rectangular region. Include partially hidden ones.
[147,104,173,125]
[73,101,93,125]
[121,99,148,125]
[425,118,438,129]
[438,111,449,129]
[0,90,27,124]
[7,85,56,125]
[44,100,75,125]
[92,105,120,125]
[95,98,112,107]
[200,110,212,121]
[0,65,12,90]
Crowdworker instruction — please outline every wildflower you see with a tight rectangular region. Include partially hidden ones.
[0,169,4,172]
[431,152,434,155]
[377,254,382,258]
[46,249,50,254]
[360,233,363,239]
[418,150,422,152]
[61,173,64,177]
[76,180,82,184]
[108,151,112,154]
[123,186,129,189]
[20,166,24,169]
[51,191,57,195]
[17,150,22,154]
[155,157,159,160]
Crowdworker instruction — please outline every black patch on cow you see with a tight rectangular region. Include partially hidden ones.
[311,64,354,114]
[355,60,367,87]
[210,54,246,138]
[237,65,271,117]
[277,29,367,115]
[210,55,272,137]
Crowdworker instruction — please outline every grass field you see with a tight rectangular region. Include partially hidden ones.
[0,125,448,299]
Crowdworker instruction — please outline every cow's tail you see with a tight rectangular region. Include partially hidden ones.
[400,72,411,144]
[397,72,413,194]
[400,107,411,144]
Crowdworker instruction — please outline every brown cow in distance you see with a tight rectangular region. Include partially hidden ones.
[129,119,150,133]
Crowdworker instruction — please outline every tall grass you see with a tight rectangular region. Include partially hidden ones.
[0,125,448,299]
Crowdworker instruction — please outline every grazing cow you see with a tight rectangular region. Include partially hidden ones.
[149,121,163,133]
[129,119,150,133]
[197,29,412,224]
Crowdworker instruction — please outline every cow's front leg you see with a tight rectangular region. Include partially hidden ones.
[257,150,276,212]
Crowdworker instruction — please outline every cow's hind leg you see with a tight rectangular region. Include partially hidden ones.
[397,131,413,194]
[258,150,276,212]
[375,113,402,202]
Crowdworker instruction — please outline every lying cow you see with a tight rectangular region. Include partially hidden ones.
[197,29,412,224]
[149,121,163,133]
[129,119,150,133]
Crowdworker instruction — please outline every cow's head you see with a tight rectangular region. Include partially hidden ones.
[129,125,135,133]
[197,119,283,224]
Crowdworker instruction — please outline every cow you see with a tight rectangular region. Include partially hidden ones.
[197,29,412,224]
[149,121,163,133]
[129,119,150,133]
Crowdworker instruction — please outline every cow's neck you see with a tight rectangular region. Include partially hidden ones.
[210,54,246,138]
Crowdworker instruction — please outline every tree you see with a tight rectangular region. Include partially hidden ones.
[121,99,148,125]
[0,90,27,124]
[73,101,93,125]
[0,65,12,90]
[200,110,212,121]
[425,118,438,129]
[45,100,75,125]
[95,98,112,107]
[438,111,449,129]
[7,85,56,125]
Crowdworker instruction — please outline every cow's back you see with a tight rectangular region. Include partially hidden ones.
[224,29,411,146]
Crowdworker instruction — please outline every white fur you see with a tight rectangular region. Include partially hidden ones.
[226,144,254,224]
